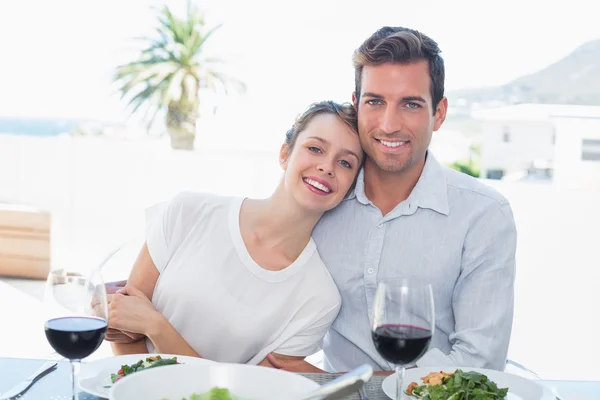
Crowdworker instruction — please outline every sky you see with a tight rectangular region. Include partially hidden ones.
[0,0,598,131]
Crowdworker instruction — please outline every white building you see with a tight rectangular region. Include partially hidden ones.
[473,104,600,188]
[429,128,473,165]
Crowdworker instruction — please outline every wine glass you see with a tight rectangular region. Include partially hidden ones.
[372,279,435,400]
[43,268,108,400]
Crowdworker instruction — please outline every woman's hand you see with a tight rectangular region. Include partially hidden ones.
[108,284,163,336]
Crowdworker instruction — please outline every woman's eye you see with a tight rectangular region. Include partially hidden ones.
[340,160,352,169]
[308,146,322,153]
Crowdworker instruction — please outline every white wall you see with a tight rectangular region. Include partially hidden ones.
[429,129,472,165]
[553,117,600,189]
[483,179,600,381]
[0,134,282,270]
[480,120,555,178]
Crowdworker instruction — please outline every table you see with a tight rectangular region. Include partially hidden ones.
[1,357,599,399]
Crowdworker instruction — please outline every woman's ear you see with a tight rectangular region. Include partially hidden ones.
[279,143,290,170]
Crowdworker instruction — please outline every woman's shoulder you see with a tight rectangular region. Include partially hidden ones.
[170,190,233,206]
[167,191,240,217]
[299,247,342,309]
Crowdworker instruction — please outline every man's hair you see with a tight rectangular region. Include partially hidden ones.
[353,26,445,114]
[284,101,358,151]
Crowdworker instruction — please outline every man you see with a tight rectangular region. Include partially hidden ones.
[107,25,517,374]
[267,26,516,374]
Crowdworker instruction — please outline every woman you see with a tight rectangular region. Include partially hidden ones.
[105,100,363,366]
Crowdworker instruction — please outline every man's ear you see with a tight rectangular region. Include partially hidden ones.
[433,97,448,132]
[279,143,290,170]
[352,92,358,110]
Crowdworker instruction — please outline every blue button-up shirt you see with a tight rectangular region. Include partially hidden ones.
[312,153,517,372]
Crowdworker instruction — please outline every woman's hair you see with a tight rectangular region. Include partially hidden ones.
[284,100,358,152]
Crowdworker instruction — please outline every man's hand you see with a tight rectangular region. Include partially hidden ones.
[104,328,144,343]
[373,370,395,376]
[266,353,326,373]
[267,353,399,376]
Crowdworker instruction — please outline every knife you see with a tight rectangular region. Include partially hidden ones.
[0,361,57,400]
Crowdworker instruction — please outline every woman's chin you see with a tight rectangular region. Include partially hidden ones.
[296,195,340,214]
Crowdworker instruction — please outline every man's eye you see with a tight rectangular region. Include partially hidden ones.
[366,99,383,106]
[406,102,421,109]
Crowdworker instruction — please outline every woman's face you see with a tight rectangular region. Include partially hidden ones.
[280,113,364,214]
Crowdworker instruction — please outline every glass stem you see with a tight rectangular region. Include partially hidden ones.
[70,360,80,400]
[396,365,405,400]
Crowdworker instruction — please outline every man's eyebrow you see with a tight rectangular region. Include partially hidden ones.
[402,96,427,103]
[362,92,384,99]
[363,92,427,103]
[362,93,428,104]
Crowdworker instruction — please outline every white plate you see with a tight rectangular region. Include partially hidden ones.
[381,366,556,399]
[109,362,321,400]
[79,353,214,398]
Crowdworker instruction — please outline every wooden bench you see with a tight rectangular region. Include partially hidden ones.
[0,202,51,279]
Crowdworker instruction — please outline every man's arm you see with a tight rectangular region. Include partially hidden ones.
[265,354,325,373]
[111,335,149,355]
[418,203,517,370]
[266,354,394,376]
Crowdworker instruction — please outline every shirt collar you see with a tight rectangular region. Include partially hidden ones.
[347,151,450,216]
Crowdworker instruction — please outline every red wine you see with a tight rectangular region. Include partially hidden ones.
[45,317,107,360]
[372,324,432,365]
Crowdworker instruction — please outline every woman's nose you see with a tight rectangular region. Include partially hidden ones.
[318,165,334,177]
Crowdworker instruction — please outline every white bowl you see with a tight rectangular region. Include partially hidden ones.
[109,362,320,400]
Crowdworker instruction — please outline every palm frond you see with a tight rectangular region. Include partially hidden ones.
[113,3,246,132]
[204,70,247,97]
[115,62,179,100]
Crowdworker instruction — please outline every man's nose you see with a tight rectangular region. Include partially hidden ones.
[381,106,402,133]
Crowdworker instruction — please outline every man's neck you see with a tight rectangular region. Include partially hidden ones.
[363,157,426,216]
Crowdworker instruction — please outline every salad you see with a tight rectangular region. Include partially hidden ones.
[406,369,509,400]
[111,355,181,383]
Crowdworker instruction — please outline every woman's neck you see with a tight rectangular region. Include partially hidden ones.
[240,185,322,267]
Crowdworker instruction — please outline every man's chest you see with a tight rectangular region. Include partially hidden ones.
[312,204,465,296]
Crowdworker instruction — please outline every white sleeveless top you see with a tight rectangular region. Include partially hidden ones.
[144,191,341,364]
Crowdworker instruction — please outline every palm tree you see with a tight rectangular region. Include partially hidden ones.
[114,3,246,150]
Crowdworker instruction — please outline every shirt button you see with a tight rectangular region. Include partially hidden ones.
[367,268,374,274]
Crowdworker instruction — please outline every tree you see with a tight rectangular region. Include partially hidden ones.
[447,144,481,178]
[448,160,480,178]
[114,3,246,150]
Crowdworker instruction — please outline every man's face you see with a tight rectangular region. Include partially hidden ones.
[353,61,447,174]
